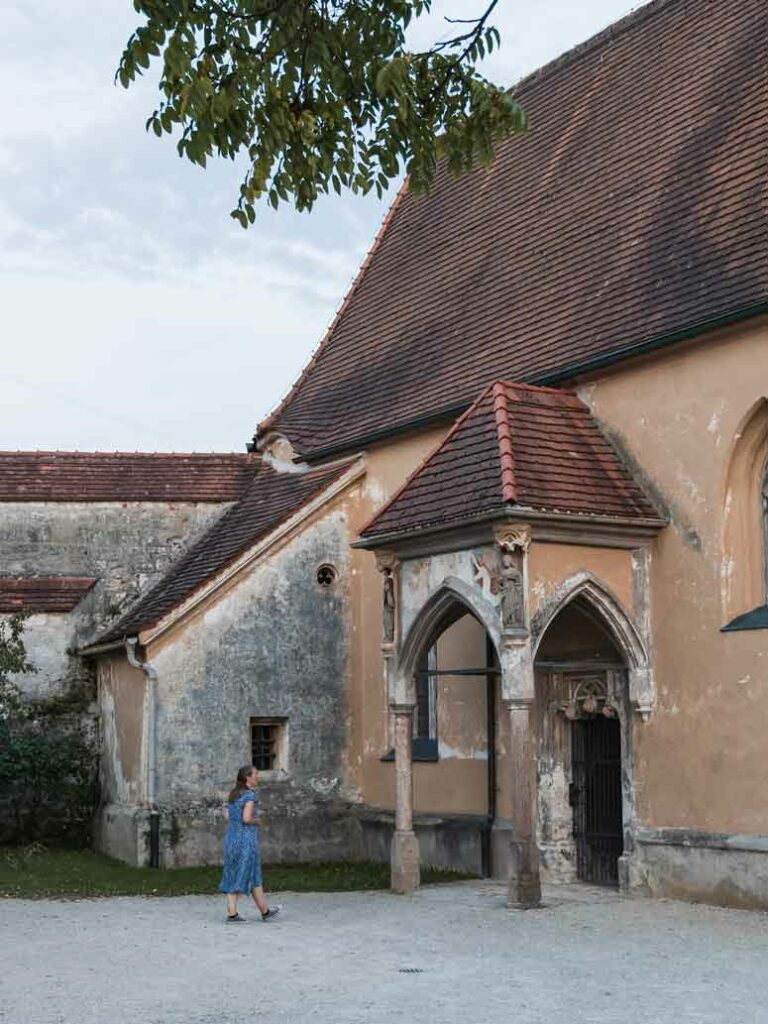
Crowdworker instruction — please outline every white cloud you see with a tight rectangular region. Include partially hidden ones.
[0,0,645,452]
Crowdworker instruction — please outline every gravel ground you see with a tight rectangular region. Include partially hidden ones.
[3,881,768,1024]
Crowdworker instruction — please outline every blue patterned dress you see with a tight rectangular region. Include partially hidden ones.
[219,790,263,893]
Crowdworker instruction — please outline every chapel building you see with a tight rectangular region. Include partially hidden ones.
[2,0,767,909]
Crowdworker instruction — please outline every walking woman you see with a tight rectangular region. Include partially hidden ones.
[220,765,280,923]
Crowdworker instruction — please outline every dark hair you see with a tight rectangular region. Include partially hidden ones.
[228,764,256,804]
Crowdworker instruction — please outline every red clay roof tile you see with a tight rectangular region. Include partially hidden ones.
[359,381,664,539]
[0,452,257,502]
[0,578,97,613]
[261,0,768,458]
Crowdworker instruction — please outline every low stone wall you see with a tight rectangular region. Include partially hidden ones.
[629,827,768,911]
[96,790,365,868]
[360,808,486,876]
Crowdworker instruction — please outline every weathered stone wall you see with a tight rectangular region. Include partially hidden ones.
[0,500,233,699]
[104,505,359,867]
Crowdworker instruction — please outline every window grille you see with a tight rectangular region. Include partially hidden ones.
[250,718,287,772]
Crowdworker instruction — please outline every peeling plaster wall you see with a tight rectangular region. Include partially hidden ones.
[6,613,77,700]
[94,655,147,864]
[98,655,145,806]
[578,315,768,838]
[140,507,355,867]
[0,501,232,698]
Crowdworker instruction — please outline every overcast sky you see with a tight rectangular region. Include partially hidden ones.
[1,0,642,453]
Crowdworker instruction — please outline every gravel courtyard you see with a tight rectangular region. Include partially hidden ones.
[3,881,768,1024]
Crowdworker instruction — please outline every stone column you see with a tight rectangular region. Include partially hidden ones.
[494,523,541,909]
[504,697,541,908]
[391,703,420,894]
[375,550,420,894]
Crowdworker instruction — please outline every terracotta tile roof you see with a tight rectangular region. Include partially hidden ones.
[262,0,768,458]
[0,577,97,613]
[0,452,257,502]
[87,462,349,646]
[359,381,664,540]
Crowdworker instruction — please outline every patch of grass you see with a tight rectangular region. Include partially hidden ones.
[0,846,471,899]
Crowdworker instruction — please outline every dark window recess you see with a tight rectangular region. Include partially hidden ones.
[251,721,279,770]
[380,737,438,762]
[722,604,768,632]
[414,646,437,741]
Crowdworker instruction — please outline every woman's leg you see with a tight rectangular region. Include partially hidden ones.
[251,885,268,914]
[226,893,240,916]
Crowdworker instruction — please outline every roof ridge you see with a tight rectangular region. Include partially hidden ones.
[513,0,670,98]
[0,451,256,459]
[492,382,517,503]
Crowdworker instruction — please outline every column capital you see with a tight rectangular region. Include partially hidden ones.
[494,523,532,553]
[375,550,400,573]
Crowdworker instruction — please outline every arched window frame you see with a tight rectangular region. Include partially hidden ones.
[762,455,768,603]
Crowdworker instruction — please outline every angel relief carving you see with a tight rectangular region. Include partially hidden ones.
[471,550,500,600]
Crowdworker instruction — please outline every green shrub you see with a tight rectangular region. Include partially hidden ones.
[0,616,98,846]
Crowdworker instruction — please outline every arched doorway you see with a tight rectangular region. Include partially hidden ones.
[534,596,630,887]
[399,590,502,878]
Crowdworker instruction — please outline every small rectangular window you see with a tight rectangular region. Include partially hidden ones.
[250,717,288,774]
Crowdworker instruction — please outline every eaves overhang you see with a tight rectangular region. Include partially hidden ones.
[353,505,668,559]
[279,302,768,465]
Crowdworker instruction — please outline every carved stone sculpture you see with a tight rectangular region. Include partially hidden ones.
[500,551,525,629]
[382,568,395,643]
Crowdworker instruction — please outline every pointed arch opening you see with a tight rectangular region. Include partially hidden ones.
[393,579,502,877]
[532,581,641,890]
[722,397,768,627]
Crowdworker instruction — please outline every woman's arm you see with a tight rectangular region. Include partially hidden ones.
[241,798,261,826]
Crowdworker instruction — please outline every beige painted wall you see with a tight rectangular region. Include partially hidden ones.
[528,544,633,623]
[341,424,449,808]
[578,315,768,834]
[341,315,768,838]
[415,613,490,815]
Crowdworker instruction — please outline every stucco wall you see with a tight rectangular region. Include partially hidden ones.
[578,315,768,835]
[0,501,231,698]
[140,504,356,866]
[98,655,145,806]
[343,425,451,806]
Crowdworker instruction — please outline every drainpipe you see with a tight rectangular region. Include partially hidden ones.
[126,638,160,869]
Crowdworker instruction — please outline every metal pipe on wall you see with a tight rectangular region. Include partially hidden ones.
[126,638,160,869]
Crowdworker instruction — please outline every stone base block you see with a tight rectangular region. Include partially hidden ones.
[95,803,151,866]
[507,838,542,908]
[360,809,486,876]
[391,830,420,894]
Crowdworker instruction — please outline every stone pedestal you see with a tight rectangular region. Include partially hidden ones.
[391,830,421,894]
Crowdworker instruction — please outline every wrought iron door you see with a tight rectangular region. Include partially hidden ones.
[571,715,622,885]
